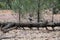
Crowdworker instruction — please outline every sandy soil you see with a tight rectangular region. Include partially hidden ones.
[0,10,60,40]
[0,27,60,40]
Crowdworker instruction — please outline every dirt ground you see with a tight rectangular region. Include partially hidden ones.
[0,10,60,40]
[0,27,60,40]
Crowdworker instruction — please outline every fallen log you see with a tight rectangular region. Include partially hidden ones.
[0,21,60,33]
[0,22,60,27]
[2,22,15,30]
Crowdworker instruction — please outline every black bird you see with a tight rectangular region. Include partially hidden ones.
[28,14,33,22]
[28,14,33,29]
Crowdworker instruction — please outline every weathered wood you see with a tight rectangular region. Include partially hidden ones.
[0,22,60,32]
[0,22,60,30]
[2,22,15,30]
[0,22,60,27]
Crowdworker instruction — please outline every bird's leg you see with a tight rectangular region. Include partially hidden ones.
[52,27,55,31]
[37,27,39,30]
[23,27,25,30]
[46,27,48,30]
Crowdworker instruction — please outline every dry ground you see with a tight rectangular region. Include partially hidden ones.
[0,27,60,40]
[0,10,60,40]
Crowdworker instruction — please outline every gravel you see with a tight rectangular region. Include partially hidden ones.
[0,27,60,40]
